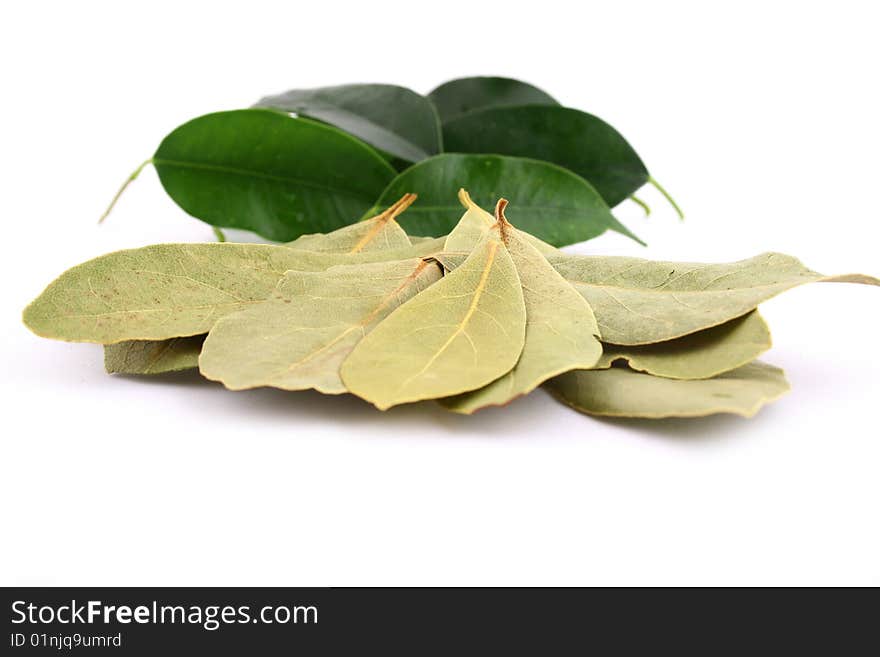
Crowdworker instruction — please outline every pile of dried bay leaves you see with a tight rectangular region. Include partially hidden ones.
[24,191,878,419]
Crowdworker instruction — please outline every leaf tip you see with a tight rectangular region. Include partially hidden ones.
[457,188,475,209]
[493,198,512,244]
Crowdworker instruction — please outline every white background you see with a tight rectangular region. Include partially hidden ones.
[1,1,878,586]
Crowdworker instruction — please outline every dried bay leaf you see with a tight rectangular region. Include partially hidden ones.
[441,201,602,414]
[104,336,204,375]
[597,311,771,380]
[341,237,448,262]
[341,223,526,410]
[286,194,415,254]
[522,234,559,256]
[547,361,790,419]
[547,252,880,345]
[199,258,442,394]
[23,243,364,344]
[445,189,557,255]
[443,189,496,251]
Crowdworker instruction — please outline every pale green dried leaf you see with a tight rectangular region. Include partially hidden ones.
[522,233,560,256]
[199,258,442,394]
[546,252,880,345]
[22,243,360,344]
[441,214,602,414]
[547,360,790,419]
[443,189,496,252]
[23,240,457,346]
[444,189,557,255]
[341,226,526,410]
[597,311,771,380]
[342,237,448,262]
[104,336,204,375]
[286,194,414,254]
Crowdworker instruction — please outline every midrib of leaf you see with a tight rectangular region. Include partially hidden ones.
[398,243,499,391]
[349,217,394,254]
[285,260,432,373]
[152,158,381,201]
[63,300,261,320]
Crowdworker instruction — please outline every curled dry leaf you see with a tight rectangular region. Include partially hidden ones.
[597,311,772,380]
[199,258,442,394]
[546,252,880,345]
[441,200,602,414]
[547,361,790,419]
[341,221,526,410]
[104,336,204,375]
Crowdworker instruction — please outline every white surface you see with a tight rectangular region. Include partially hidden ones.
[1,1,878,586]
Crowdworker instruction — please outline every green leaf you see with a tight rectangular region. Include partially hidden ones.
[366,154,642,247]
[441,105,649,207]
[428,76,559,123]
[254,83,442,162]
[596,311,771,380]
[22,243,379,344]
[547,361,790,419]
[441,202,602,414]
[199,258,443,394]
[286,193,415,253]
[547,252,880,345]
[104,336,204,375]
[153,109,396,241]
[341,225,527,410]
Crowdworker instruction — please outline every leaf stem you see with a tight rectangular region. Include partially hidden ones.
[98,158,153,224]
[212,226,227,242]
[648,176,684,220]
[629,194,651,217]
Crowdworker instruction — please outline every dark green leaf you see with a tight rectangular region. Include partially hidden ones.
[153,109,396,241]
[365,154,641,247]
[441,105,648,207]
[254,83,442,162]
[428,76,559,123]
